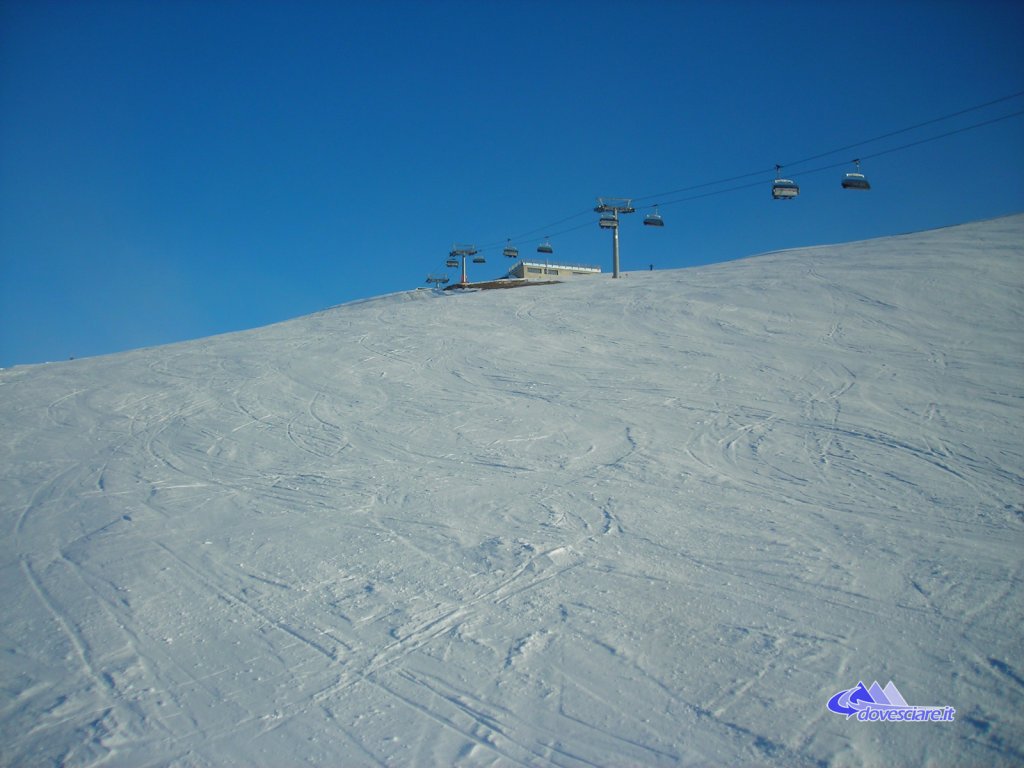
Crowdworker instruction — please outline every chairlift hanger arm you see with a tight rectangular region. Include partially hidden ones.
[449,243,479,257]
[595,197,635,214]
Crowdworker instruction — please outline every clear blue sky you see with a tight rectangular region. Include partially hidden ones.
[2,0,1023,367]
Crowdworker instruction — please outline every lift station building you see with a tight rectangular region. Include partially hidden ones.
[506,261,602,280]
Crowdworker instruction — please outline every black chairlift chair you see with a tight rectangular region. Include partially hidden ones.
[643,205,665,227]
[503,240,519,258]
[772,165,799,200]
[446,258,459,268]
[472,254,486,264]
[599,213,617,229]
[841,159,871,190]
[537,239,554,254]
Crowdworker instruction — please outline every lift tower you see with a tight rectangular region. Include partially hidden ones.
[595,198,635,278]
[449,244,479,285]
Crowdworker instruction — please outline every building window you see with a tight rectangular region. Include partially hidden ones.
[527,267,543,274]
[545,269,559,275]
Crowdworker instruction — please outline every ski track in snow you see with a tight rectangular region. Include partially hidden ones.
[1,215,1023,766]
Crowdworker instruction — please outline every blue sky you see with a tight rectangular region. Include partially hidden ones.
[2,0,1023,367]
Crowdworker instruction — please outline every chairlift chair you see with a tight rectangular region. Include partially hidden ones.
[841,159,871,190]
[537,239,554,254]
[643,205,665,227]
[599,213,617,229]
[503,239,519,258]
[446,258,459,268]
[472,255,486,264]
[772,165,799,200]
[772,179,799,199]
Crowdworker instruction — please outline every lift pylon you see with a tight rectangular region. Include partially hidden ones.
[594,198,635,278]
[449,244,479,285]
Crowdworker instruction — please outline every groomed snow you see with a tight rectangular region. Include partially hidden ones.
[2,215,1022,766]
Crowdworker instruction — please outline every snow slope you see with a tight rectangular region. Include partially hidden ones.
[2,215,1022,767]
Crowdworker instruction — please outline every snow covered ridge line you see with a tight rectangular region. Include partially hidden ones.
[827,681,956,722]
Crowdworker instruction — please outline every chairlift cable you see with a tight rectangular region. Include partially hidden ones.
[455,89,1024,252]
[855,109,1024,162]
[479,208,593,250]
[632,89,1024,209]
[781,89,1024,170]
[636,106,1024,212]
[760,110,1024,183]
